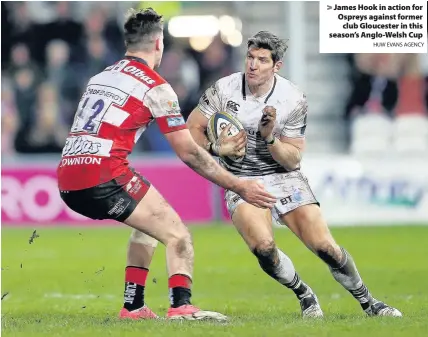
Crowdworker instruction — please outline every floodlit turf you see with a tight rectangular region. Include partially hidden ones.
[2,224,428,337]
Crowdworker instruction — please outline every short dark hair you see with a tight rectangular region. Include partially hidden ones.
[247,31,288,63]
[124,8,164,52]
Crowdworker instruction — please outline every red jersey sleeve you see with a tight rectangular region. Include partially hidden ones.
[143,83,187,134]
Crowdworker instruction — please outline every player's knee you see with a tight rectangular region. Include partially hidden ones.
[168,224,192,242]
[315,241,343,267]
[129,229,158,248]
[252,239,277,265]
[167,225,194,258]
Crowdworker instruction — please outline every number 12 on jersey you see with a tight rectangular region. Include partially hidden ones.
[71,96,108,134]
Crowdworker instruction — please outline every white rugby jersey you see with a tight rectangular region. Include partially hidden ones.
[198,72,307,176]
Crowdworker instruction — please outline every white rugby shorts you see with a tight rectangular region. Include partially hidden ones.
[224,171,319,225]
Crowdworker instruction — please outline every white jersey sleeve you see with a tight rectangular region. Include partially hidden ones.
[197,81,222,119]
[281,93,308,138]
[144,83,187,134]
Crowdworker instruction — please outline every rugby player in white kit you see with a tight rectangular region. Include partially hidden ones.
[187,31,402,318]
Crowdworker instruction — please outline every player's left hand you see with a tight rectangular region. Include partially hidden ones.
[258,106,276,139]
[215,124,247,157]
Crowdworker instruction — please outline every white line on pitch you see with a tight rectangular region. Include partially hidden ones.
[43,293,118,300]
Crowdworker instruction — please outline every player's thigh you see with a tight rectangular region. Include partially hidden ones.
[60,168,187,245]
[226,190,273,249]
[269,171,335,250]
[279,202,337,252]
[282,204,332,243]
[60,167,153,220]
[123,185,189,246]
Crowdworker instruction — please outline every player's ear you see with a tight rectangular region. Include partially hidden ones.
[155,39,160,51]
[273,61,283,73]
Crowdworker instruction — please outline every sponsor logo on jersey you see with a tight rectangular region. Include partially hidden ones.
[167,100,179,110]
[60,156,102,167]
[226,100,240,113]
[201,93,210,106]
[62,135,113,157]
[85,86,127,105]
[166,100,181,115]
[123,66,155,85]
[167,116,185,127]
[62,136,102,156]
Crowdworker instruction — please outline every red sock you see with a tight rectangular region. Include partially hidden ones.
[168,274,192,308]
[123,266,148,311]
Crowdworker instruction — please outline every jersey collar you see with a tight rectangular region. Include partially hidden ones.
[241,73,277,104]
[124,55,148,66]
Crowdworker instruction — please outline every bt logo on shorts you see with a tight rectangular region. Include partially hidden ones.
[280,195,292,205]
[280,188,303,205]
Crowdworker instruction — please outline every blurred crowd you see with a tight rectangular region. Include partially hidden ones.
[344,53,428,155]
[345,53,428,120]
[1,1,235,155]
[2,2,427,157]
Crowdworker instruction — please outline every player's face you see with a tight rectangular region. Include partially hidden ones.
[245,47,282,86]
[155,32,165,68]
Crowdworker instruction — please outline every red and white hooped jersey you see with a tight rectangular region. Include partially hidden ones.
[57,56,186,190]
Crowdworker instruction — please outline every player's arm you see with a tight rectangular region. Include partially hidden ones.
[187,82,222,155]
[259,96,307,171]
[167,129,276,209]
[187,106,213,153]
[144,84,276,208]
[267,135,304,171]
[187,83,247,157]
[165,130,243,191]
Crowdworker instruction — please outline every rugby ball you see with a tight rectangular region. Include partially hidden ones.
[207,111,246,162]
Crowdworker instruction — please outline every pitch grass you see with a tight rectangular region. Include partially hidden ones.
[2,224,428,337]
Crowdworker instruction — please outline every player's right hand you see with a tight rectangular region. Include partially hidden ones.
[258,106,277,139]
[214,124,247,157]
[235,179,277,209]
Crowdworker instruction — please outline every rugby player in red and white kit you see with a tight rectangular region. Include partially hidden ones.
[57,8,276,321]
